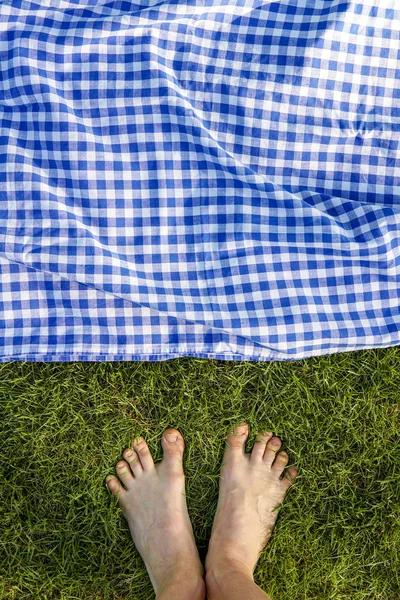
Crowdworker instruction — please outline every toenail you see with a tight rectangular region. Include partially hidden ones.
[134,437,143,445]
[165,432,178,442]
[271,438,280,446]
[125,449,134,457]
[234,426,247,435]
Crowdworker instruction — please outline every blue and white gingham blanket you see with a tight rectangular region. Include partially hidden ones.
[0,0,399,362]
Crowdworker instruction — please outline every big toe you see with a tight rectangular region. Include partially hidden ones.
[160,428,185,474]
[224,422,249,459]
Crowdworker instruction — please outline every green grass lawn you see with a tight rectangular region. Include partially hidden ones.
[0,349,399,600]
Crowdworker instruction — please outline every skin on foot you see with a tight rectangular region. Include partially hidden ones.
[205,422,298,579]
[105,429,204,597]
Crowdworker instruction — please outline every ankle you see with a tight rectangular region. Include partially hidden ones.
[206,560,273,600]
[145,536,205,597]
[205,556,254,589]
[153,553,205,598]
[157,572,206,600]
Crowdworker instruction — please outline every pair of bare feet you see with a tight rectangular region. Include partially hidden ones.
[105,423,298,600]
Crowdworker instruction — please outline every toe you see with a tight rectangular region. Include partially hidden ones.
[263,436,282,465]
[225,422,249,459]
[250,431,273,463]
[115,460,135,489]
[123,447,143,478]
[105,475,126,498]
[160,428,185,475]
[271,450,289,475]
[132,436,155,472]
[281,466,299,490]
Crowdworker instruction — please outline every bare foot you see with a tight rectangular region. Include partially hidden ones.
[205,422,298,579]
[106,429,205,598]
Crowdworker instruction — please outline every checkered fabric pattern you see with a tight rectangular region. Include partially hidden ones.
[0,0,399,362]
